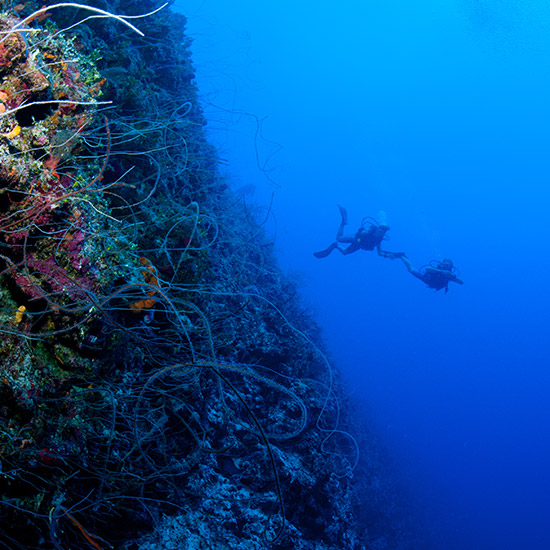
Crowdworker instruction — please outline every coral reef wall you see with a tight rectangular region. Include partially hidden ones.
[0,2,421,549]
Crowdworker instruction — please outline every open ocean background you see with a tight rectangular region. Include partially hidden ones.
[174,1,550,548]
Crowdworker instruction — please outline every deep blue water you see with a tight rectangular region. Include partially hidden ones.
[175,1,550,548]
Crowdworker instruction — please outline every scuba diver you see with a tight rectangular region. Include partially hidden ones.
[400,256,464,292]
[313,205,405,259]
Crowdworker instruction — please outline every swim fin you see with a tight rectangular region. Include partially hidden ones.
[313,242,337,258]
[337,204,348,226]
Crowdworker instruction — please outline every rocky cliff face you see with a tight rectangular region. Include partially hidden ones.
[0,2,421,549]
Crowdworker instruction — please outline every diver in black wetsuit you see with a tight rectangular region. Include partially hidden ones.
[313,205,405,259]
[400,256,464,293]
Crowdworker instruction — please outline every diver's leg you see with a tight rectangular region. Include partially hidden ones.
[337,235,354,244]
[339,242,360,255]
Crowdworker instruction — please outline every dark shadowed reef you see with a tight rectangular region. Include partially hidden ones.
[0,2,427,548]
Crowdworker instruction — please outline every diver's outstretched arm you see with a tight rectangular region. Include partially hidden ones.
[400,256,425,281]
[425,267,464,285]
[452,275,464,285]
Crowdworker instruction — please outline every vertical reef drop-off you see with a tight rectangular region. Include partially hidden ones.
[0,2,420,548]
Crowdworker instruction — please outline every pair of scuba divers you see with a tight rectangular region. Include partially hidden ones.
[314,205,464,293]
